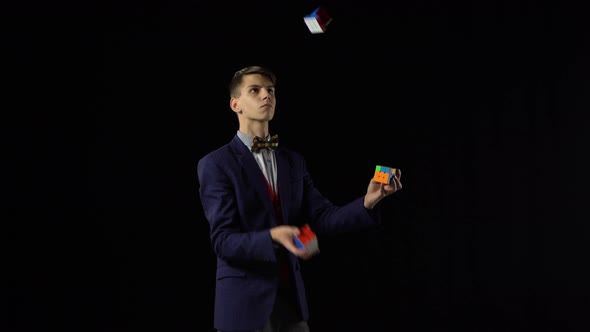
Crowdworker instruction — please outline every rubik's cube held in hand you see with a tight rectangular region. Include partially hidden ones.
[294,224,319,254]
[373,165,400,185]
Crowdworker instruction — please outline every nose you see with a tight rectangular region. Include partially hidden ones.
[262,88,273,100]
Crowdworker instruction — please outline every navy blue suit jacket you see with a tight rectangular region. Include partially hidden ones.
[197,135,381,331]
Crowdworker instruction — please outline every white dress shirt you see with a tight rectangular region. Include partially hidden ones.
[236,131,278,193]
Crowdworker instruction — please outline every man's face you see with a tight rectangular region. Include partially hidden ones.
[231,74,276,122]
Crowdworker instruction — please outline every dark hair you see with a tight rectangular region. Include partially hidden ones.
[229,66,277,98]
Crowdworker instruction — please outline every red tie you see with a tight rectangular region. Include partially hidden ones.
[264,179,291,289]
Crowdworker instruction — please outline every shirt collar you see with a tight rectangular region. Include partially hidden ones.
[237,131,273,150]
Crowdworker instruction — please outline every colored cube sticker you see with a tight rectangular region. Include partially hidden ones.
[294,224,319,254]
[373,165,400,184]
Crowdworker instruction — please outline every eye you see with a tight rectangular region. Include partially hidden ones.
[267,88,274,94]
[249,87,260,93]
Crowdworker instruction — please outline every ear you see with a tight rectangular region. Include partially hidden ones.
[230,97,241,113]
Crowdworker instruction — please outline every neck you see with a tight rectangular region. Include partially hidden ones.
[239,122,269,138]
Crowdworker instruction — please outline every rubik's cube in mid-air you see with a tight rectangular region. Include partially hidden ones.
[373,165,400,184]
[304,6,332,34]
[294,224,319,254]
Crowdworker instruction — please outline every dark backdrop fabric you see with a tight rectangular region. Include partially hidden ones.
[4,1,589,331]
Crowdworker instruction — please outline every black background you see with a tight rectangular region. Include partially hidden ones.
[4,0,590,331]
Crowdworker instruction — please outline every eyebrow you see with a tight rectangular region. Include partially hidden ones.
[246,84,274,89]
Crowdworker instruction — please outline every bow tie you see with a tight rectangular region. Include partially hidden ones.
[251,134,279,152]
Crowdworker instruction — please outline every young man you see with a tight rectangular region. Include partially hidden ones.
[197,65,402,332]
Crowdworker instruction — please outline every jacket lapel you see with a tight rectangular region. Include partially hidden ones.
[231,137,275,214]
[276,149,291,225]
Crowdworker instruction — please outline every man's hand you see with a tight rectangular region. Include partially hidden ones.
[364,169,402,209]
[270,225,318,260]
